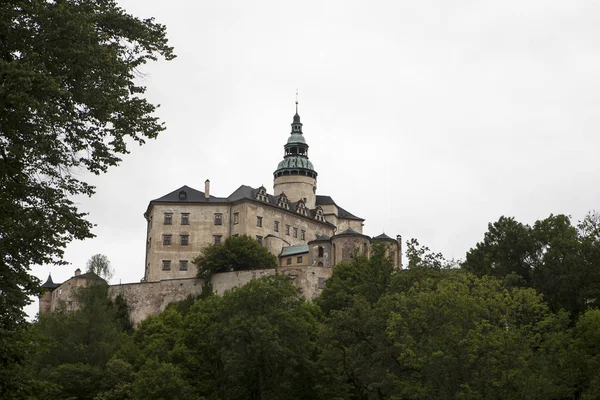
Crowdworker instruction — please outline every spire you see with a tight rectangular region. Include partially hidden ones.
[292,92,302,132]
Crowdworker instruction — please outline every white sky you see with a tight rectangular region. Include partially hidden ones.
[28,0,600,317]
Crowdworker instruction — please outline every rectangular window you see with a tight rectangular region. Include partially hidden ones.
[293,227,298,238]
[162,260,171,271]
[181,213,190,225]
[213,235,222,245]
[162,235,172,245]
[179,260,188,271]
[164,213,172,225]
[301,230,305,240]
[256,235,263,245]
[257,216,263,227]
[318,246,324,257]
[274,220,279,232]
[285,225,290,235]
[318,277,326,289]
[180,235,189,246]
[233,212,239,225]
[286,257,292,265]
[214,213,223,225]
[297,256,303,263]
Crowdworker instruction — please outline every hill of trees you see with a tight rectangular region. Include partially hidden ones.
[20,212,600,399]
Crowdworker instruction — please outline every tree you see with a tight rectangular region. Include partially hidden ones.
[463,213,600,317]
[194,235,278,280]
[0,1,174,396]
[86,253,114,281]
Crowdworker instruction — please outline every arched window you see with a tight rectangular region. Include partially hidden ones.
[318,246,324,257]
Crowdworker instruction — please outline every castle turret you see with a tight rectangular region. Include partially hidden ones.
[273,100,318,209]
[39,274,60,314]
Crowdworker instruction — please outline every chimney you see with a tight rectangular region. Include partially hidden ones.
[204,179,210,199]
[396,235,402,269]
[75,268,81,276]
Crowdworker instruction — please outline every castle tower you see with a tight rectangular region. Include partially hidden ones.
[273,100,318,209]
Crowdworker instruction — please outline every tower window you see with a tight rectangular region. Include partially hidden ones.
[274,220,279,232]
[257,216,262,227]
[214,213,223,225]
[233,212,239,225]
[318,246,324,257]
[164,213,172,225]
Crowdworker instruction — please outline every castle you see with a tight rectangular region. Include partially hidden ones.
[40,103,402,325]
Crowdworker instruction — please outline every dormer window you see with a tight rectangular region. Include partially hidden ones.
[255,187,268,202]
[314,206,325,222]
[296,200,308,216]
[178,190,187,200]
[278,193,290,210]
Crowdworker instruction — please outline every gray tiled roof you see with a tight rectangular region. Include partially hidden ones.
[152,185,228,203]
[316,195,363,221]
[373,233,394,241]
[149,185,363,222]
[41,274,60,289]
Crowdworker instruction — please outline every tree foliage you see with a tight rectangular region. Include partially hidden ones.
[463,212,600,317]
[0,0,173,394]
[194,235,278,280]
[86,253,114,281]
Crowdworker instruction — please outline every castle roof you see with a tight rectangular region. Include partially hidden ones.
[316,195,364,221]
[332,227,371,240]
[150,185,227,203]
[41,274,60,290]
[373,233,395,241]
[280,244,309,257]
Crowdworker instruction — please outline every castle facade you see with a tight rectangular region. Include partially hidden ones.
[40,104,402,324]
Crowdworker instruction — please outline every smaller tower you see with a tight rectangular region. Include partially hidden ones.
[273,99,318,208]
[39,274,60,314]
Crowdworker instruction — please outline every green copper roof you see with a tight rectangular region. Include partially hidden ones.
[280,244,309,257]
[287,133,306,144]
[277,156,314,170]
[274,107,317,178]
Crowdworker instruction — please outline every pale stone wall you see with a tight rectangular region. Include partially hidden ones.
[105,266,332,326]
[308,242,332,267]
[109,278,204,326]
[235,201,335,248]
[49,275,97,312]
[279,253,309,267]
[145,202,231,282]
[331,235,370,264]
[325,213,364,234]
[273,175,317,209]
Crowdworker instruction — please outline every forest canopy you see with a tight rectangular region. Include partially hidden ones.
[23,211,600,400]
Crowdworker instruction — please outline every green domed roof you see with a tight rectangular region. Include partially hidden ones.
[273,108,318,179]
[287,133,307,144]
[277,156,314,170]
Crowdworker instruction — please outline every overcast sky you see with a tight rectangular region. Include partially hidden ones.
[29,0,600,317]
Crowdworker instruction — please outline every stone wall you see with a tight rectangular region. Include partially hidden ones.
[106,266,333,326]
